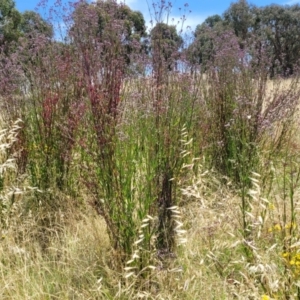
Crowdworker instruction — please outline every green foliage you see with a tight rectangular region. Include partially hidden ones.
[186,18,223,71]
[70,0,146,66]
[223,0,252,43]
[251,4,300,77]
[188,0,300,78]
[15,40,83,201]
[19,10,53,39]
[150,22,183,73]
[80,73,199,268]
[0,0,22,47]
[202,14,223,28]
[0,0,52,55]
[202,32,264,190]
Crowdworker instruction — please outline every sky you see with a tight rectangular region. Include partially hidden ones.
[14,0,300,32]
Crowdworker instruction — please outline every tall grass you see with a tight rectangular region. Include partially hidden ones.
[0,118,24,227]
[0,0,300,298]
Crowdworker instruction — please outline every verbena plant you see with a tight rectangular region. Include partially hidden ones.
[203,31,264,188]
[62,0,200,272]
[200,31,300,254]
[2,34,85,200]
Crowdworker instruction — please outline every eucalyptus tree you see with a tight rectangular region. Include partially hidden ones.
[223,0,253,44]
[20,10,53,39]
[70,0,146,70]
[0,0,21,49]
[150,22,183,80]
[186,15,224,72]
[252,4,300,77]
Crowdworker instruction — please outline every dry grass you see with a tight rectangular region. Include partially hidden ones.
[0,78,300,299]
[1,161,300,299]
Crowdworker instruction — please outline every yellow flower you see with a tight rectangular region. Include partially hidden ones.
[268,203,275,210]
[285,222,297,230]
[261,295,270,300]
[273,224,282,231]
[268,223,282,233]
[282,252,289,258]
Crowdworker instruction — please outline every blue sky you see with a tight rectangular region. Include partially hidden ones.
[15,0,300,31]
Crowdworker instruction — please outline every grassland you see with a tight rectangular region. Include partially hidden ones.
[0,72,299,300]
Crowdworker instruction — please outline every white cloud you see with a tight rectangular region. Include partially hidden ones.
[122,0,138,5]
[168,14,207,31]
[93,0,137,4]
[96,1,208,33]
[124,2,208,33]
[284,0,300,4]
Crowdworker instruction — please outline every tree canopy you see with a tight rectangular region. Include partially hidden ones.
[187,0,300,77]
[0,0,53,54]
[70,0,146,65]
[0,0,22,46]
[150,22,183,74]
[19,10,53,39]
[1,0,300,77]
